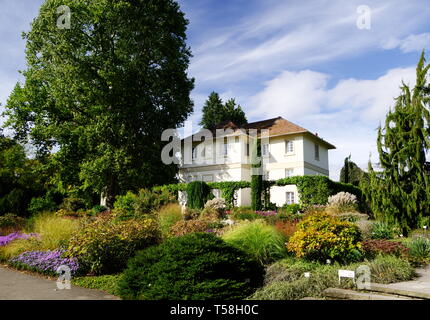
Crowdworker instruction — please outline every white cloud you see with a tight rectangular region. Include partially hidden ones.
[248,66,417,180]
[382,33,430,53]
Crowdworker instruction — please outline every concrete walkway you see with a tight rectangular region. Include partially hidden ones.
[0,266,119,300]
[384,265,430,294]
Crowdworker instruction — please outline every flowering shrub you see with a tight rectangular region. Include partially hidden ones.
[65,217,161,275]
[0,232,38,247]
[287,212,362,263]
[204,198,226,211]
[10,250,80,276]
[327,192,358,212]
[361,240,409,259]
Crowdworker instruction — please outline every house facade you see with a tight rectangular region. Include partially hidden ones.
[178,117,336,207]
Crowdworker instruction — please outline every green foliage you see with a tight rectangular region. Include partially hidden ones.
[59,198,88,212]
[371,221,395,239]
[199,92,247,129]
[0,213,26,235]
[186,181,213,209]
[340,155,368,186]
[405,237,430,265]
[287,212,362,263]
[117,233,264,300]
[28,195,57,215]
[158,203,183,238]
[362,52,430,234]
[4,0,194,208]
[91,205,108,215]
[229,207,261,221]
[249,255,416,300]
[222,220,287,265]
[66,217,161,275]
[72,274,122,296]
[251,139,263,211]
[169,219,212,237]
[114,188,176,220]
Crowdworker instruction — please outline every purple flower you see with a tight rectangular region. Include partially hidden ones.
[0,232,39,247]
[10,250,80,276]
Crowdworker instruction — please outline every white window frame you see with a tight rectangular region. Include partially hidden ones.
[286,192,295,205]
[285,140,294,154]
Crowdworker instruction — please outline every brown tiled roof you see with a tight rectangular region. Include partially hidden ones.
[185,116,336,149]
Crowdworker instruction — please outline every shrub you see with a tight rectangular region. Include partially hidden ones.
[203,198,226,219]
[186,181,213,209]
[72,274,121,296]
[327,192,358,213]
[169,219,212,237]
[28,195,57,215]
[222,220,287,265]
[229,207,261,221]
[9,250,80,276]
[405,237,430,265]
[287,212,362,263]
[367,255,416,284]
[114,189,176,220]
[274,220,299,240]
[117,233,265,300]
[355,220,374,240]
[60,198,87,212]
[91,205,108,215]
[336,212,368,223]
[66,217,161,275]
[280,204,301,215]
[183,207,201,220]
[0,213,26,235]
[361,240,409,259]
[371,221,394,239]
[158,203,183,237]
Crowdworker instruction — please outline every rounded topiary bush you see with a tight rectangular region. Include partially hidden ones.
[117,233,265,300]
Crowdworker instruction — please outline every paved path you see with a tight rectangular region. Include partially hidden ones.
[384,266,430,294]
[0,266,119,300]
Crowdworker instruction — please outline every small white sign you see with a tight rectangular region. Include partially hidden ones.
[304,272,311,278]
[338,270,355,284]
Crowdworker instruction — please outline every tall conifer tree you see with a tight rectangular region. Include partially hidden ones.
[363,52,430,234]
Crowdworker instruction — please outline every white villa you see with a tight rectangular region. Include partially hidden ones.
[178,117,336,207]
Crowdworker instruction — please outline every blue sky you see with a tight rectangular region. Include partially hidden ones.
[1,0,430,180]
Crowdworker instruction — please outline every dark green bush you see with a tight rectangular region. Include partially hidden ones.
[28,195,57,215]
[59,197,88,212]
[186,181,213,209]
[117,233,264,300]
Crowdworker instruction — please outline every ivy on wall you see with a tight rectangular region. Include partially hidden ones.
[153,175,363,208]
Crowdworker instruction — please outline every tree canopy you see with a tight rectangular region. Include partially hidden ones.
[3,0,194,207]
[199,92,247,129]
[339,155,368,186]
[362,51,430,234]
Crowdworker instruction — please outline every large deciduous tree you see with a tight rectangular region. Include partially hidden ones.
[362,52,430,235]
[4,0,194,207]
[199,92,247,129]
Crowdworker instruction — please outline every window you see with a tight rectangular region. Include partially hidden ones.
[285,168,294,178]
[235,136,239,143]
[262,144,269,156]
[314,143,320,160]
[285,140,294,154]
[286,192,295,205]
[201,146,206,158]
[220,138,228,156]
[246,143,250,156]
[192,147,197,160]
